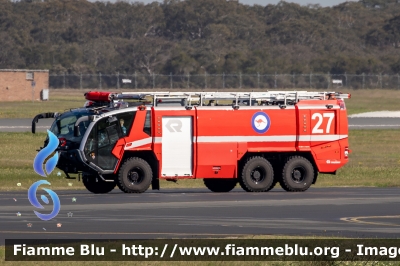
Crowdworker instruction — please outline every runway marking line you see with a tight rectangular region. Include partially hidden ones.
[349,125,400,127]
[341,215,400,227]
[0,126,48,129]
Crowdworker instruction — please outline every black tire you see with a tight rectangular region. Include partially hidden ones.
[117,157,152,193]
[82,174,116,194]
[238,178,251,192]
[312,167,318,184]
[240,178,278,192]
[280,156,314,192]
[238,161,251,192]
[203,178,237,192]
[240,156,274,192]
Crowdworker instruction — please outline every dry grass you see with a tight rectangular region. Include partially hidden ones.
[1,88,400,118]
[317,129,400,187]
[344,89,400,115]
[0,90,85,119]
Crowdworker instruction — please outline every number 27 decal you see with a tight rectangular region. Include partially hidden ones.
[312,113,335,134]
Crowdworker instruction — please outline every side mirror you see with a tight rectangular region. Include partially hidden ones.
[31,112,56,134]
[74,116,93,137]
[32,119,37,134]
[74,125,80,137]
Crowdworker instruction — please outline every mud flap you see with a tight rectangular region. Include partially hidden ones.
[152,177,160,190]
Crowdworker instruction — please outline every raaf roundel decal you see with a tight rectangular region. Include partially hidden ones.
[251,112,271,134]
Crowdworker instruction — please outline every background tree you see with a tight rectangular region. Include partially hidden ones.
[1,0,400,75]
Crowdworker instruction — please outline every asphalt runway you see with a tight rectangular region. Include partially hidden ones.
[1,187,400,244]
[0,117,399,132]
[348,117,400,129]
[0,118,53,132]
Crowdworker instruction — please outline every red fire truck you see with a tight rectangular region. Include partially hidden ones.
[32,90,351,194]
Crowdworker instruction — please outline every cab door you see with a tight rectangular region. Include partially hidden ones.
[161,116,193,176]
[84,116,123,171]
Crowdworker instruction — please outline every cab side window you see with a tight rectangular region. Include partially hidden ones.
[116,111,136,136]
[143,110,151,136]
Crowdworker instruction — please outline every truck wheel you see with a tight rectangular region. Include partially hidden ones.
[238,178,251,192]
[240,179,277,192]
[312,166,319,184]
[203,178,237,192]
[241,156,274,192]
[280,156,314,192]
[117,157,152,193]
[82,174,116,194]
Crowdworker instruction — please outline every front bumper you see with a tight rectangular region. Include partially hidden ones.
[58,149,115,177]
[57,149,91,174]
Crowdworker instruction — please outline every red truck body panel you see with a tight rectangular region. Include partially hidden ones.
[115,99,349,179]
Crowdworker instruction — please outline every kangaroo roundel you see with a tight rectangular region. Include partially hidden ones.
[251,112,271,134]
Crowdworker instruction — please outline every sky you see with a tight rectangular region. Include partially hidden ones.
[96,0,358,7]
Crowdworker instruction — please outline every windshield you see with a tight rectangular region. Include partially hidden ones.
[50,113,90,137]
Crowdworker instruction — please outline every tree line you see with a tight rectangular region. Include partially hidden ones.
[1,0,400,75]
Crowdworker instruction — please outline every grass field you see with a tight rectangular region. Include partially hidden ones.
[0,129,399,191]
[0,89,83,119]
[1,88,400,118]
